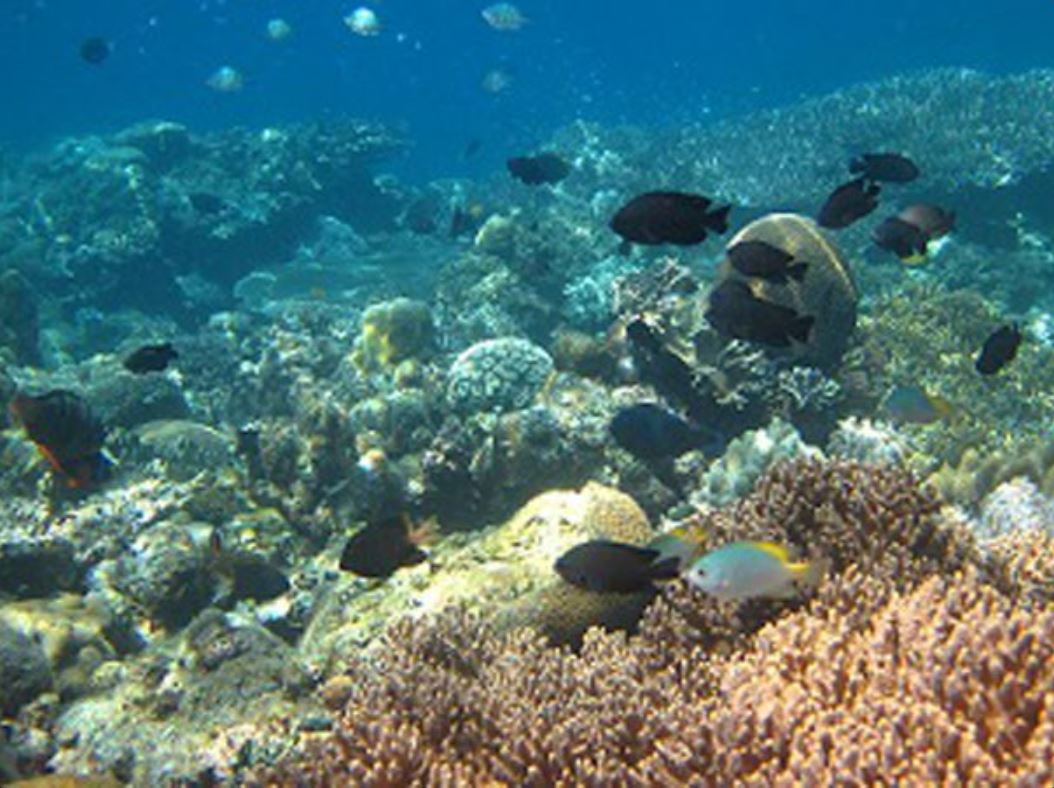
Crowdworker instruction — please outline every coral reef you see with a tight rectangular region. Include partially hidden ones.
[691,419,820,507]
[351,297,434,372]
[261,569,1053,786]
[445,337,554,416]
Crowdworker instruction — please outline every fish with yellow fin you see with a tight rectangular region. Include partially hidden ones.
[646,521,708,571]
[881,384,955,425]
[8,390,112,488]
[685,541,826,602]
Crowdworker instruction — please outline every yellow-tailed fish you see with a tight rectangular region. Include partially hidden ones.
[685,541,825,601]
[646,523,707,571]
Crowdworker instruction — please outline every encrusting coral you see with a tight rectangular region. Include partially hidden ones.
[255,459,1054,784]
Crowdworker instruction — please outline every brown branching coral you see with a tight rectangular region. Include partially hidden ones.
[261,571,1053,786]
[256,461,1051,785]
[708,458,976,587]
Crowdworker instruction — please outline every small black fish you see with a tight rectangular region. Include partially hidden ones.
[507,152,571,185]
[611,191,731,246]
[898,203,955,240]
[463,138,483,159]
[817,177,881,229]
[849,153,919,183]
[975,323,1022,376]
[124,343,179,374]
[727,240,807,284]
[339,514,433,578]
[611,403,722,461]
[871,216,929,260]
[705,279,814,348]
[8,389,110,488]
[554,539,680,593]
[79,36,111,65]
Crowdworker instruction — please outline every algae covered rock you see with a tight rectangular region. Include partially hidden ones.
[0,269,40,365]
[352,297,435,371]
[0,619,53,715]
[302,482,658,669]
[446,337,553,416]
[714,212,858,369]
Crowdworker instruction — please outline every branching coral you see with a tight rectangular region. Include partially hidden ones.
[260,568,1053,786]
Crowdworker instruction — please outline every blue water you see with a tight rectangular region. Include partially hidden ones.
[2,1,1052,179]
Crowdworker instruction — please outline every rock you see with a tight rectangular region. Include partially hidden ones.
[130,420,236,482]
[302,482,659,670]
[0,619,53,715]
[0,269,40,365]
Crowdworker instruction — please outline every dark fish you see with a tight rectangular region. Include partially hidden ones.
[507,152,571,185]
[975,323,1022,376]
[339,513,432,578]
[898,203,955,240]
[849,153,919,183]
[610,403,722,461]
[611,191,731,246]
[80,36,111,65]
[623,319,713,424]
[871,217,929,261]
[817,177,881,229]
[554,539,680,593]
[463,138,483,159]
[8,390,110,488]
[124,343,179,374]
[727,240,807,284]
[705,279,815,347]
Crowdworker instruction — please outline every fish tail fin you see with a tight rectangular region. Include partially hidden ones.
[792,556,829,592]
[706,204,732,234]
[649,555,681,583]
[787,261,808,282]
[789,315,815,344]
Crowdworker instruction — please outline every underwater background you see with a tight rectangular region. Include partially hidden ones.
[1,1,1054,785]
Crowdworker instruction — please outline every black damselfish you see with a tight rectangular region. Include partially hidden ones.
[610,402,723,461]
[975,323,1022,376]
[554,539,679,593]
[124,342,179,374]
[339,514,434,578]
[849,152,919,183]
[80,36,111,65]
[727,239,807,284]
[507,152,571,185]
[705,279,814,348]
[817,177,881,229]
[611,191,731,246]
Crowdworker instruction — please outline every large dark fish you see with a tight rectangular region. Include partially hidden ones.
[339,513,433,578]
[705,279,815,347]
[124,342,179,374]
[624,319,714,424]
[554,539,680,593]
[817,177,881,229]
[610,403,723,461]
[727,240,807,284]
[611,191,731,246]
[79,36,111,65]
[849,153,919,183]
[975,323,1022,376]
[8,390,110,488]
[507,152,571,185]
[871,217,929,261]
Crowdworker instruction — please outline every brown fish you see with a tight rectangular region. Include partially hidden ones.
[8,390,110,488]
[705,280,814,347]
[817,177,881,229]
[339,513,436,578]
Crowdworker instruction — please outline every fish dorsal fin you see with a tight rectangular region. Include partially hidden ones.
[747,541,794,564]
